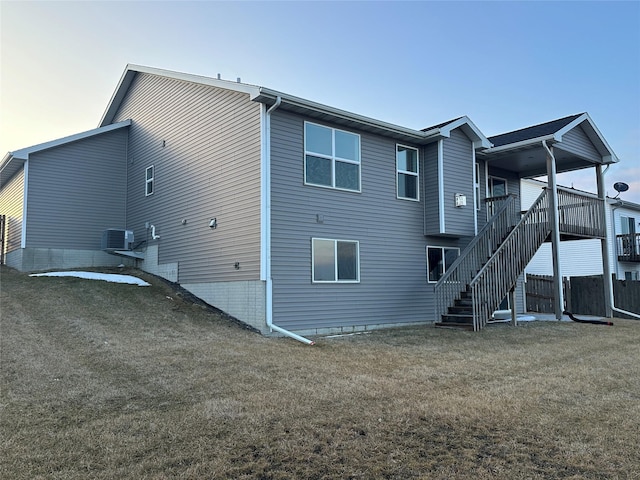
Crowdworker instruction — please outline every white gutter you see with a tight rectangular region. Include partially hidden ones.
[263,96,315,345]
[601,165,640,320]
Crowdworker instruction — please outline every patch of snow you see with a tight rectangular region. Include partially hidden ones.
[29,271,150,286]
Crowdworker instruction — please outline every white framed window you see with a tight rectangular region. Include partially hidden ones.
[145,165,154,196]
[396,144,419,200]
[488,176,508,197]
[427,246,460,283]
[304,122,361,192]
[620,215,636,235]
[312,238,360,283]
[487,176,507,216]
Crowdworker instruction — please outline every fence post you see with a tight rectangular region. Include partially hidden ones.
[563,277,571,313]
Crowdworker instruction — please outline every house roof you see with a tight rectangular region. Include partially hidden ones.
[100,65,491,147]
[489,114,582,147]
[0,120,131,187]
[483,113,618,162]
[479,113,619,177]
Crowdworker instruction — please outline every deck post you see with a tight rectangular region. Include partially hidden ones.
[545,144,564,320]
[596,164,613,318]
[509,287,517,327]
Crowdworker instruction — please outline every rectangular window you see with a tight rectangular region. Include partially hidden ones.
[621,216,636,235]
[312,238,360,283]
[427,246,460,283]
[145,165,154,196]
[305,122,361,192]
[397,145,419,200]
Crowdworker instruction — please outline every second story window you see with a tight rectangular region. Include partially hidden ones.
[304,122,360,192]
[396,145,419,200]
[145,165,154,196]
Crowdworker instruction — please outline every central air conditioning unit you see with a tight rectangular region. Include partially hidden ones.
[102,229,134,251]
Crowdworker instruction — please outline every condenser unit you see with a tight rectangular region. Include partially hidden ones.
[102,229,134,251]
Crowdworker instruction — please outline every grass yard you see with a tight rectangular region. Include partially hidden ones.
[1,265,639,479]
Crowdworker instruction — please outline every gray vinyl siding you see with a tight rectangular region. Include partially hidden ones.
[111,73,262,284]
[556,125,601,162]
[423,143,439,235]
[476,159,488,229]
[441,129,475,236]
[0,168,25,254]
[24,129,128,249]
[270,110,441,331]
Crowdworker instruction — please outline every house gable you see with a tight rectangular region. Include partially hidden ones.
[109,70,263,286]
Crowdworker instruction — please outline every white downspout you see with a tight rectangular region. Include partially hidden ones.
[263,96,315,345]
[600,165,640,320]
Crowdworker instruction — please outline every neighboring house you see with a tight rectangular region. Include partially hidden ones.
[0,65,620,339]
[522,178,640,281]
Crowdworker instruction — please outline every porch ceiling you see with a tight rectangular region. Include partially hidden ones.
[480,141,601,178]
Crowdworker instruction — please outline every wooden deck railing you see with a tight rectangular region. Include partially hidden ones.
[557,189,606,238]
[616,233,640,262]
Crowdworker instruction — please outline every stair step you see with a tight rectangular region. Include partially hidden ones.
[435,322,474,331]
[440,314,474,324]
[448,305,473,314]
[454,298,473,306]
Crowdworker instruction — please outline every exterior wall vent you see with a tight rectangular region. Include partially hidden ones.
[102,229,134,251]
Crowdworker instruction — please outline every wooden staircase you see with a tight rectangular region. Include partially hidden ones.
[434,187,606,331]
[436,287,474,330]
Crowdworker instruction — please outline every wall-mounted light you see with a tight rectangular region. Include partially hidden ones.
[209,218,217,229]
[455,194,467,208]
[234,262,240,270]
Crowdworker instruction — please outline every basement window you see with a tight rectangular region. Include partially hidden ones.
[427,246,459,283]
[312,238,360,283]
[145,165,154,196]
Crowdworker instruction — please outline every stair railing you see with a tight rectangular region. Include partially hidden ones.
[434,194,520,324]
[469,188,551,331]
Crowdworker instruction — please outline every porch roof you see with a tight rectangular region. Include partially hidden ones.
[478,113,619,177]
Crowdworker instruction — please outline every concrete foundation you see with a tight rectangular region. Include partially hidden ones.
[5,247,134,272]
[182,280,267,333]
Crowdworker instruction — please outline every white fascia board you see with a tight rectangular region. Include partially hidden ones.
[479,134,556,155]
[253,87,433,143]
[555,113,619,164]
[99,64,262,127]
[10,120,132,160]
[553,113,589,139]
[439,116,492,148]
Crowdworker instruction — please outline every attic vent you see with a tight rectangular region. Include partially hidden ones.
[102,229,134,251]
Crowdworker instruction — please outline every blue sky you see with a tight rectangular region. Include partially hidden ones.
[2,1,639,202]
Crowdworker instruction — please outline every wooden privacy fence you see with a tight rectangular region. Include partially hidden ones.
[526,274,640,318]
[525,274,571,313]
